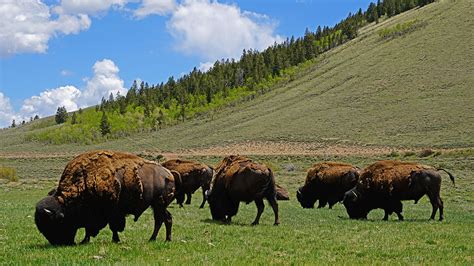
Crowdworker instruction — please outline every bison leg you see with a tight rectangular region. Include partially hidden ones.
[251,199,265,225]
[150,208,165,241]
[267,196,280,226]
[383,210,390,221]
[429,195,444,221]
[109,214,126,243]
[199,188,207,209]
[185,193,192,205]
[164,210,172,241]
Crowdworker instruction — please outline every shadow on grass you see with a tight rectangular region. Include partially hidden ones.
[201,218,272,227]
[337,215,442,223]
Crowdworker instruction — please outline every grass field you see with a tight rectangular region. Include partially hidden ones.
[0,154,472,264]
[0,0,473,264]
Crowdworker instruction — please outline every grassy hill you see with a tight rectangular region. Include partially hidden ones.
[1,0,473,155]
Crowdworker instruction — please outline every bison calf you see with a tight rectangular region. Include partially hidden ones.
[343,160,455,221]
[162,159,213,208]
[207,155,279,225]
[297,162,359,209]
[35,150,180,245]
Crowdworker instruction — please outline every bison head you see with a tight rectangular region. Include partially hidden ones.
[342,188,368,219]
[206,189,226,221]
[35,196,76,245]
[296,186,317,208]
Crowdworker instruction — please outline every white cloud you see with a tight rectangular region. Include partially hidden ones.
[12,59,126,124]
[80,59,127,106]
[0,92,17,127]
[198,61,214,72]
[53,0,128,16]
[0,0,91,57]
[134,0,176,18]
[167,0,283,61]
[20,86,81,119]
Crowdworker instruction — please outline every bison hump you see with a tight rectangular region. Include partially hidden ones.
[56,150,145,206]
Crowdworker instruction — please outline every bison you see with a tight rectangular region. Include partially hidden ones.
[35,150,180,245]
[206,155,279,225]
[161,159,213,208]
[296,162,359,209]
[343,160,455,221]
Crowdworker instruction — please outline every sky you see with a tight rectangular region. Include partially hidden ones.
[0,0,373,128]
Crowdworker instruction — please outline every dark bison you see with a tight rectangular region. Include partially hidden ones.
[35,150,180,245]
[343,160,455,221]
[207,155,279,225]
[297,162,359,209]
[162,159,213,208]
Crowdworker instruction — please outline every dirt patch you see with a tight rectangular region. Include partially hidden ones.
[163,141,419,158]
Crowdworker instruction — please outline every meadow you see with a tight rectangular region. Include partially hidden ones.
[0,152,472,264]
[0,0,472,264]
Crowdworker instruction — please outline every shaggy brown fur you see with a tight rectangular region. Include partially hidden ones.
[208,155,279,225]
[35,150,178,245]
[297,162,359,209]
[343,160,455,221]
[162,159,213,208]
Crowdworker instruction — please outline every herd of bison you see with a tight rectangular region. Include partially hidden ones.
[35,150,455,245]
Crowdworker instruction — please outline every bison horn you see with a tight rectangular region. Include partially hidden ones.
[43,208,52,215]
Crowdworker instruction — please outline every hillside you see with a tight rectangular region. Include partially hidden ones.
[0,0,473,155]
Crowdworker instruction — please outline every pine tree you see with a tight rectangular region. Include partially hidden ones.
[71,112,77,125]
[157,109,164,129]
[11,119,16,128]
[55,106,68,124]
[100,112,111,136]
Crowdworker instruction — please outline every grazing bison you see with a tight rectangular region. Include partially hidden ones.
[343,160,455,221]
[296,162,359,209]
[207,155,279,225]
[35,150,180,245]
[161,159,213,208]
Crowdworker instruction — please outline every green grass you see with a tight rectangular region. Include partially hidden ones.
[0,154,472,264]
[0,1,473,264]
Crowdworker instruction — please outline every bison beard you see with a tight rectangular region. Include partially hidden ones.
[35,150,178,245]
[343,160,455,221]
[161,159,213,208]
[297,162,359,209]
[207,156,279,225]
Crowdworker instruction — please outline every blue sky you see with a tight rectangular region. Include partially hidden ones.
[0,0,372,127]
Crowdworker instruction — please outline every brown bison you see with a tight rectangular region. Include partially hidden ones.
[162,159,213,208]
[35,150,180,245]
[297,162,359,209]
[343,160,455,221]
[206,155,279,225]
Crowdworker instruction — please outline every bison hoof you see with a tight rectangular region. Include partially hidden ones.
[251,221,259,226]
[273,222,280,226]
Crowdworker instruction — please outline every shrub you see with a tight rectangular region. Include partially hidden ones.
[418,149,435,157]
[0,167,18,182]
[378,19,427,40]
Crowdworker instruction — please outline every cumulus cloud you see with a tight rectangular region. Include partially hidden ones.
[134,0,176,18]
[167,0,283,61]
[0,92,17,127]
[53,0,128,16]
[0,0,91,57]
[20,86,81,119]
[4,59,127,126]
[80,59,127,106]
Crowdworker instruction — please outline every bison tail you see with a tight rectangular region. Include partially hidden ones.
[266,168,277,199]
[437,168,455,187]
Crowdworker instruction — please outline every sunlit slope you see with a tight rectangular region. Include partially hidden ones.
[0,0,472,153]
